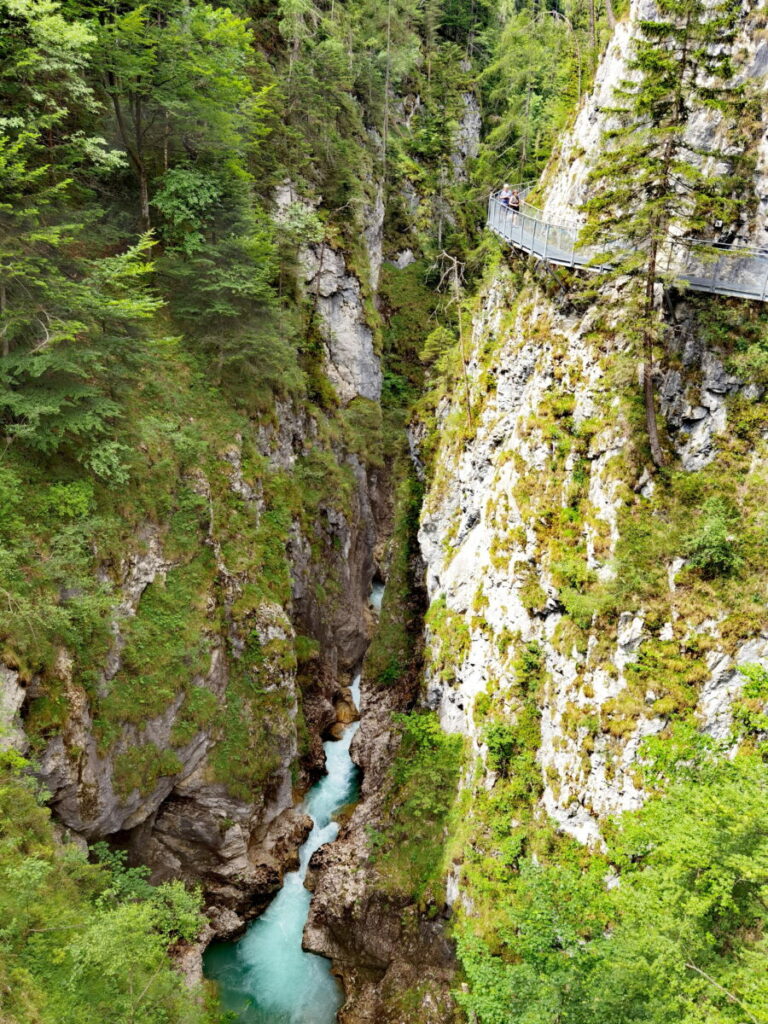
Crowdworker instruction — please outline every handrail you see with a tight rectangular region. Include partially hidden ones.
[681,237,768,259]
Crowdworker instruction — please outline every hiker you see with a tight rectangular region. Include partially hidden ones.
[499,183,512,207]
[509,188,521,223]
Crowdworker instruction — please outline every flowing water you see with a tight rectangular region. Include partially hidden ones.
[203,675,362,1023]
[369,581,385,615]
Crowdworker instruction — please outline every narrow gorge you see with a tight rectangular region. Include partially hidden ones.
[2,0,768,1021]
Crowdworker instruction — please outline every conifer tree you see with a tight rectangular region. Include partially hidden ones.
[0,129,159,461]
[582,0,751,466]
[0,0,159,463]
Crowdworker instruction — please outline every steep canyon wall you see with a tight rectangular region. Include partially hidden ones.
[304,6,768,1019]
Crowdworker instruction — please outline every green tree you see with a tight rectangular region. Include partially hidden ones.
[0,134,159,462]
[94,0,267,229]
[457,752,768,1024]
[0,755,216,1024]
[582,0,751,465]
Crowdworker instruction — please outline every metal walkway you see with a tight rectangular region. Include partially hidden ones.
[487,186,768,302]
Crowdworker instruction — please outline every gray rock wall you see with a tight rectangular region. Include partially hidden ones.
[416,268,768,848]
[542,0,767,246]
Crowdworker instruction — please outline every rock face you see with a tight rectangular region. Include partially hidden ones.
[39,639,231,838]
[303,244,383,406]
[303,12,768,1007]
[4,171,389,957]
[451,91,481,181]
[658,319,746,471]
[18,401,385,936]
[137,800,314,938]
[543,0,767,245]
[0,664,27,753]
[416,268,768,849]
[409,0,768,857]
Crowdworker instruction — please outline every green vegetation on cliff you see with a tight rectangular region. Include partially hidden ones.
[415,248,768,1024]
[0,752,217,1024]
[457,741,768,1024]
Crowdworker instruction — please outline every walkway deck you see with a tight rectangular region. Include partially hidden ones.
[487,189,768,302]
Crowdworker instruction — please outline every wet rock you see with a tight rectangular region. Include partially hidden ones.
[306,667,458,1022]
[333,691,359,726]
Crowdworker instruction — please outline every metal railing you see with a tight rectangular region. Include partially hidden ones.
[673,240,768,301]
[487,191,768,302]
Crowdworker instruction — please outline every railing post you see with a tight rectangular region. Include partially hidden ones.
[543,223,550,262]
[530,216,537,255]
[760,259,768,302]
[709,254,722,293]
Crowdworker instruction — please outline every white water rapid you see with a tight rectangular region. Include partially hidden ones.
[369,580,385,615]
[204,675,362,1023]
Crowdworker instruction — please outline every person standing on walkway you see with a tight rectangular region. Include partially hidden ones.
[499,183,512,207]
[510,189,521,224]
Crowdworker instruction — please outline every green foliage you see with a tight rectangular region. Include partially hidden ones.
[458,748,768,1024]
[0,131,160,456]
[94,554,215,743]
[208,624,297,800]
[364,467,425,688]
[0,759,216,1024]
[484,720,518,776]
[113,744,185,798]
[425,594,471,684]
[583,0,752,267]
[686,496,742,578]
[370,711,463,905]
[581,0,756,460]
[732,664,768,743]
[43,481,95,520]
[636,720,725,790]
[475,0,615,186]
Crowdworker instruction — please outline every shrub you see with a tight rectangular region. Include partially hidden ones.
[44,480,94,519]
[686,497,742,578]
[484,720,518,776]
[371,712,463,904]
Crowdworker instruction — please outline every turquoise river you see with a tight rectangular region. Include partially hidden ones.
[203,676,363,1023]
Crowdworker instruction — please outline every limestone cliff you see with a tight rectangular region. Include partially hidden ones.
[416,0,768,867]
[419,273,767,846]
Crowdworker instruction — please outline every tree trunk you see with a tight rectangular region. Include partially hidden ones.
[0,283,7,358]
[163,110,170,172]
[133,98,151,232]
[139,169,151,232]
[382,0,392,174]
[604,0,616,30]
[642,330,665,467]
[643,240,666,467]
[638,14,690,471]
[109,85,151,231]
